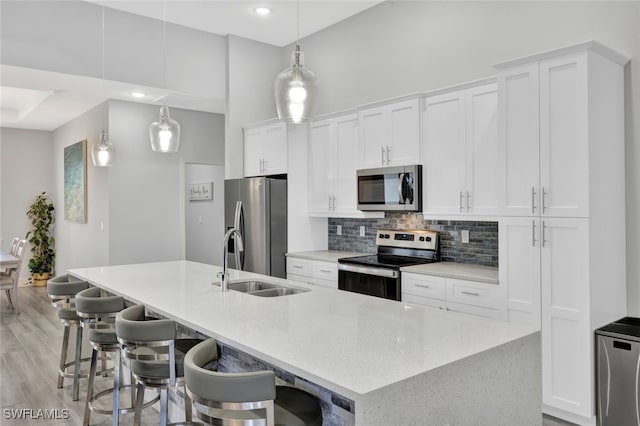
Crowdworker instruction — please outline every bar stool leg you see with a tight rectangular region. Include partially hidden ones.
[72,326,83,401]
[57,325,70,388]
[83,348,98,426]
[112,349,121,426]
[184,385,192,422]
[159,388,168,426]
[133,383,144,426]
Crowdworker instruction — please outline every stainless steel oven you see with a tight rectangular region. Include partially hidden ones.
[338,229,439,301]
[357,165,422,211]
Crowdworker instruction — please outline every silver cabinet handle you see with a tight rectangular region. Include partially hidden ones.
[542,220,547,247]
[319,269,332,274]
[542,187,548,214]
[292,265,303,269]
[328,195,332,211]
[332,195,336,211]
[459,191,464,213]
[386,145,390,164]
[531,187,537,214]
[461,291,480,296]
[532,220,537,247]
[381,146,385,165]
[466,191,471,212]
[414,284,430,289]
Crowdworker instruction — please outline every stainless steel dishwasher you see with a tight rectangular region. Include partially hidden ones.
[596,317,640,426]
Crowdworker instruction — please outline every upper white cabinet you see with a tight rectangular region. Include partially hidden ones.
[497,52,597,217]
[495,41,628,425]
[423,83,499,216]
[244,121,287,177]
[358,97,420,169]
[309,113,384,218]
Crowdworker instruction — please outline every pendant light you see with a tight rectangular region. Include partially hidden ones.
[274,0,319,124]
[91,6,115,167]
[149,0,180,153]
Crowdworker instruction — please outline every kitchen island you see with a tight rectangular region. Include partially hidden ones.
[69,261,540,425]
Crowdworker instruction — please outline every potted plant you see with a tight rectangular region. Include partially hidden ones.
[26,192,55,286]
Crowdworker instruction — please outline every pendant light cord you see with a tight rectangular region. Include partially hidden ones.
[163,0,167,92]
[296,0,300,45]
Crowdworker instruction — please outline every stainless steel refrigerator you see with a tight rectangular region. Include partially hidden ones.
[224,177,287,278]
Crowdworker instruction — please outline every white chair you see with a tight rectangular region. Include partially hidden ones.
[1,237,20,276]
[0,239,27,312]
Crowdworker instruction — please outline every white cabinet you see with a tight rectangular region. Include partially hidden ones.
[495,42,628,424]
[244,121,287,177]
[423,83,499,216]
[308,113,384,218]
[497,55,589,217]
[286,257,338,289]
[358,98,420,168]
[401,272,505,321]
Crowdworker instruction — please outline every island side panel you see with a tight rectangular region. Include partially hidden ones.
[355,332,541,425]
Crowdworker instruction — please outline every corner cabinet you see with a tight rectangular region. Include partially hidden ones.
[357,97,421,169]
[244,121,287,177]
[495,42,628,425]
[308,113,384,218]
[422,83,500,216]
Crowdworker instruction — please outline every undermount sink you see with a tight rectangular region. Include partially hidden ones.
[227,280,309,297]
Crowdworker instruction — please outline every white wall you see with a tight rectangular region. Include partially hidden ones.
[281,1,640,314]
[185,164,225,265]
[0,127,53,282]
[51,102,109,275]
[225,35,283,179]
[106,100,224,266]
[0,0,226,111]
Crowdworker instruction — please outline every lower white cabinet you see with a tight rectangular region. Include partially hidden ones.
[286,257,338,289]
[401,272,505,320]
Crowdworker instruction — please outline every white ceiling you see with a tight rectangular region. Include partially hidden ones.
[1,0,384,131]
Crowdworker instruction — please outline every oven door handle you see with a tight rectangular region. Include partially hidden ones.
[338,263,399,278]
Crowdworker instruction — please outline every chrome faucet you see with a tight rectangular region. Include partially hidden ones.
[219,227,244,292]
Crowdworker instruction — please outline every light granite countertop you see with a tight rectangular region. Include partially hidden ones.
[286,250,364,263]
[401,261,499,284]
[69,260,530,402]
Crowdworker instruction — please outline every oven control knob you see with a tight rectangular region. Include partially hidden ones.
[419,236,425,241]
[384,234,390,239]
[426,237,432,242]
[379,233,384,238]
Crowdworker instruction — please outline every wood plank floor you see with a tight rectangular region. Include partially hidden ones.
[1,286,576,425]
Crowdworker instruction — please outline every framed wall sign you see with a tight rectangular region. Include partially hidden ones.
[189,182,213,201]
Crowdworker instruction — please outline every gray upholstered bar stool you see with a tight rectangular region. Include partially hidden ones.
[47,274,91,401]
[76,288,159,426]
[184,339,323,426]
[115,304,203,426]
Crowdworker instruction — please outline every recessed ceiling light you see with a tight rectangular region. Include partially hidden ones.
[131,91,146,98]
[255,7,271,16]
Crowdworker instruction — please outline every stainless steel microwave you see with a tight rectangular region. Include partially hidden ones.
[357,165,422,211]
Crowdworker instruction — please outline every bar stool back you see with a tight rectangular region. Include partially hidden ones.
[184,339,323,426]
[47,274,90,401]
[115,304,203,426]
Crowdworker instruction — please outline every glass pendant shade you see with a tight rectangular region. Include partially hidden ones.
[91,130,115,167]
[149,105,180,153]
[274,45,319,124]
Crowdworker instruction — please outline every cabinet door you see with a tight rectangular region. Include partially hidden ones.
[499,217,541,328]
[466,84,499,215]
[262,123,287,175]
[308,120,334,214]
[539,54,588,217]
[387,98,420,166]
[333,114,359,214]
[358,105,387,169]
[540,218,591,417]
[497,63,540,216]
[423,90,467,215]
[244,127,265,177]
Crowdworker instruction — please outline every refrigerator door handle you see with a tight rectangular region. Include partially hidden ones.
[234,201,245,269]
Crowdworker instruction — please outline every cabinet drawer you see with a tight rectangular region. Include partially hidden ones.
[446,301,503,320]
[446,278,501,309]
[286,258,313,276]
[313,262,337,281]
[402,293,445,310]
[402,273,446,299]
[310,277,337,289]
[287,273,314,285]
